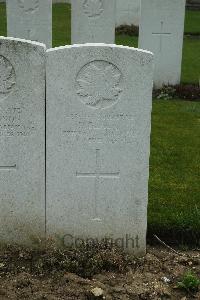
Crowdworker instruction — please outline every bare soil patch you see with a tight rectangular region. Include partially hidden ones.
[0,245,199,299]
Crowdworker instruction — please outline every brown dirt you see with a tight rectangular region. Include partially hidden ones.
[0,245,199,300]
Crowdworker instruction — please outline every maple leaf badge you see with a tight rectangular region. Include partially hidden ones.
[76,61,122,109]
[0,56,16,97]
[83,0,104,17]
[18,0,39,13]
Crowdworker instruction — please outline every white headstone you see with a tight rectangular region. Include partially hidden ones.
[139,0,186,88]
[6,0,52,48]
[71,0,116,44]
[0,37,46,244]
[46,44,153,255]
[116,0,140,27]
[53,0,70,2]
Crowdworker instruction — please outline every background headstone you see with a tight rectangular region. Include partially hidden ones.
[139,0,186,88]
[53,0,70,2]
[71,0,116,44]
[116,0,140,27]
[6,0,52,48]
[46,44,153,255]
[0,37,46,244]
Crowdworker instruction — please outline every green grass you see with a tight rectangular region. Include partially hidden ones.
[0,3,200,245]
[149,100,200,244]
[53,3,71,47]
[185,10,200,33]
[116,34,138,47]
[0,3,6,36]
[181,37,200,83]
[177,271,200,293]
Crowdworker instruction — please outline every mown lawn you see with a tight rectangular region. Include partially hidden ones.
[185,10,200,33]
[0,3,200,245]
[149,100,200,244]
[0,3,6,36]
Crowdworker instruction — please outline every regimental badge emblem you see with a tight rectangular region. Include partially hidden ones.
[0,56,16,101]
[76,60,122,109]
[82,0,104,17]
[18,0,39,13]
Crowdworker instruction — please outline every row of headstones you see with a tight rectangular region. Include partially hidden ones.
[6,0,137,47]
[5,0,186,88]
[2,0,140,27]
[52,0,141,26]
[0,36,153,255]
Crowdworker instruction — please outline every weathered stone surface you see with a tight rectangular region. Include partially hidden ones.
[139,0,186,88]
[71,0,115,44]
[53,0,70,2]
[6,0,52,48]
[0,37,46,244]
[46,44,153,255]
[116,0,140,27]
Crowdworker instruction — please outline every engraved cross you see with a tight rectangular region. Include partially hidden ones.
[76,149,120,219]
[152,21,171,52]
[0,164,17,170]
[122,2,132,15]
